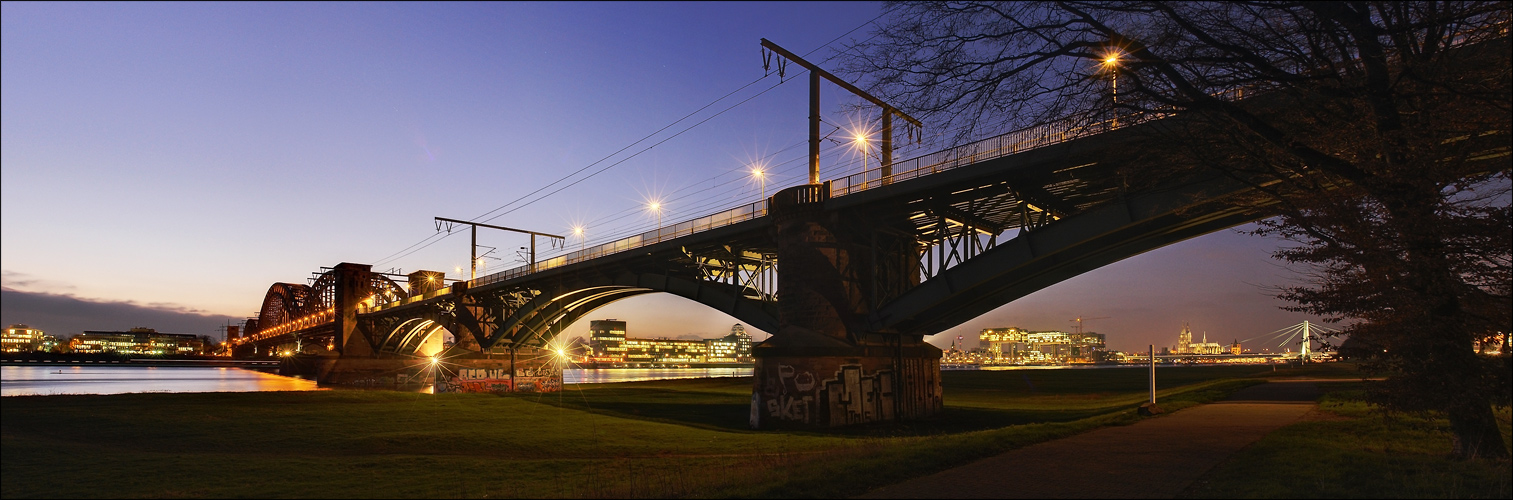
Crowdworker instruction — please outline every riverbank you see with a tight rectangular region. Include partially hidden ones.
[9,362,1469,498]
[2,357,279,368]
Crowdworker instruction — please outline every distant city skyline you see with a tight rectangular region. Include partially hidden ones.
[2,2,1326,353]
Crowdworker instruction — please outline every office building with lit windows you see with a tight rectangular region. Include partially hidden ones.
[586,321,753,366]
[3,324,45,352]
[979,327,1106,364]
[69,328,205,355]
[586,319,627,363]
[623,337,708,364]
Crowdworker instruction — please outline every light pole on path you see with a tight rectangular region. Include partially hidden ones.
[1140,344,1162,415]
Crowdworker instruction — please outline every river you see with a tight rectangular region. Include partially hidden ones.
[1,365,753,397]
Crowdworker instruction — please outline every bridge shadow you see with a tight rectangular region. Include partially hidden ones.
[528,367,1279,437]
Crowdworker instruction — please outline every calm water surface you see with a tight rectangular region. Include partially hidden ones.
[564,367,751,384]
[1,365,752,396]
[0,365,320,397]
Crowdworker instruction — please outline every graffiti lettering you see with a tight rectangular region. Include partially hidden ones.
[763,363,818,424]
[823,364,894,426]
[438,367,561,393]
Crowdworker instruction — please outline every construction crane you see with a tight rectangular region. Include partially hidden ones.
[1069,316,1110,334]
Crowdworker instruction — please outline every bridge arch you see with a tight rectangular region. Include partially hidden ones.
[472,273,778,350]
[256,283,312,334]
[250,268,408,337]
[376,317,448,356]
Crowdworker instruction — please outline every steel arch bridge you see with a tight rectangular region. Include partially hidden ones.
[235,95,1509,358]
[303,116,1272,359]
[232,35,1510,428]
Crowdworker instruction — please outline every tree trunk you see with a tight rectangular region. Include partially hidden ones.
[1447,400,1510,460]
[1389,187,1508,460]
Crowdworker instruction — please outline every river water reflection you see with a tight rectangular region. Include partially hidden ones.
[0,365,321,397]
[564,367,751,384]
[2,365,753,396]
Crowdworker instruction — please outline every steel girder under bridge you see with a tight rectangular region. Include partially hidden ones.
[238,34,1510,425]
[242,108,1506,363]
[349,115,1269,358]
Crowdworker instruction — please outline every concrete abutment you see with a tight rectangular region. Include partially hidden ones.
[751,184,942,429]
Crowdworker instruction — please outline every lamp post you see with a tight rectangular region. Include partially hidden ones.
[1102,51,1121,129]
[573,225,585,253]
[854,131,871,186]
[751,166,766,201]
[648,201,663,241]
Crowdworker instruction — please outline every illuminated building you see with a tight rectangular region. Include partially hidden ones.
[978,327,1106,364]
[704,336,740,362]
[2,324,44,352]
[1230,340,1243,355]
[624,337,708,364]
[68,328,205,355]
[587,319,627,362]
[587,320,753,365]
[1176,326,1224,355]
[726,324,753,360]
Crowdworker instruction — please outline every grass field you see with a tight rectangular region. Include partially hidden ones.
[1179,381,1513,499]
[4,362,1496,498]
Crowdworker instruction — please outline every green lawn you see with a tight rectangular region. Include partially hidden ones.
[0,363,1367,498]
[1179,382,1513,499]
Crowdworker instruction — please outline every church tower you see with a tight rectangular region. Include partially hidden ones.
[1177,323,1193,354]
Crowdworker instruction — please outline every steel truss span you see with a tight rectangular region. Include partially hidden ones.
[238,35,1511,355]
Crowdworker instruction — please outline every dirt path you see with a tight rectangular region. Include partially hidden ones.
[858,381,1320,499]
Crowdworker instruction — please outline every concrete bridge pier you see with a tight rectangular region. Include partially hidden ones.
[751,184,942,429]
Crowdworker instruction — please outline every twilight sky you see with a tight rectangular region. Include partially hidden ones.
[1,2,1326,352]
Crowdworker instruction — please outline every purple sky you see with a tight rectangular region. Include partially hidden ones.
[1,2,1325,352]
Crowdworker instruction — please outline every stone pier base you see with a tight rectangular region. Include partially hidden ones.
[750,337,942,429]
[433,354,561,393]
[282,357,433,386]
[282,348,560,392]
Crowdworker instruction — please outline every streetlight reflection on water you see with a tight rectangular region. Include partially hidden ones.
[0,364,755,396]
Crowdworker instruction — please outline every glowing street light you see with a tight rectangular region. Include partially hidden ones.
[1101,50,1123,127]
[750,165,767,201]
[853,131,872,180]
[647,200,664,240]
[572,225,585,252]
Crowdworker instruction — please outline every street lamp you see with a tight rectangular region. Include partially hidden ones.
[647,200,663,241]
[572,225,585,253]
[1101,51,1122,128]
[750,166,767,201]
[853,131,872,183]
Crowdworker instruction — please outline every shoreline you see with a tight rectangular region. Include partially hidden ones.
[2,358,280,368]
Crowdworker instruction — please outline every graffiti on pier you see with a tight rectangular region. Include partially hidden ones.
[439,367,561,393]
[759,363,817,424]
[511,376,561,393]
[758,362,901,426]
[823,364,894,426]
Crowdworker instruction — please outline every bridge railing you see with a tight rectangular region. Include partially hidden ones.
[831,113,1141,197]
[829,87,1255,198]
[238,307,336,344]
[462,88,1257,290]
[469,199,770,288]
[365,286,452,313]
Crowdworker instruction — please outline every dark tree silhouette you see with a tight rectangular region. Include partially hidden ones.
[845,1,1511,459]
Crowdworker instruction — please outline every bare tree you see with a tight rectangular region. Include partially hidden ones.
[845,1,1511,459]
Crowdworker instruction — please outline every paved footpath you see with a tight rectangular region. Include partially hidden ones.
[859,380,1322,499]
